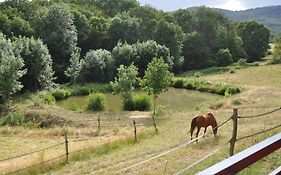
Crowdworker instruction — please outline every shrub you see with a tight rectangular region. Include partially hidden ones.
[225,87,241,96]
[42,94,56,104]
[122,98,135,111]
[184,82,194,90]
[236,58,248,67]
[134,94,151,111]
[216,48,233,66]
[173,79,184,88]
[72,86,90,96]
[0,112,25,126]
[51,88,71,100]
[86,93,107,111]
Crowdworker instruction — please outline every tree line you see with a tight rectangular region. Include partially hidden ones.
[0,0,273,103]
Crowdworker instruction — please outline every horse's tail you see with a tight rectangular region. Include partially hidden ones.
[189,117,197,133]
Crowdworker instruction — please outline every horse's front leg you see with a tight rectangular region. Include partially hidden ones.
[196,127,201,142]
[203,127,207,138]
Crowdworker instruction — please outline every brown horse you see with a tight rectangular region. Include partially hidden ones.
[189,113,218,141]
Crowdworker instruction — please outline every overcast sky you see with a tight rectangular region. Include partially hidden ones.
[138,0,281,11]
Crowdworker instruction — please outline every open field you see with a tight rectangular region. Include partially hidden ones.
[1,64,281,175]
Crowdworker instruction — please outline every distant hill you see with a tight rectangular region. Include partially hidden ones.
[187,6,281,36]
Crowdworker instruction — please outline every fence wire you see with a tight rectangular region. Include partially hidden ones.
[236,123,281,141]
[6,154,66,175]
[238,107,281,119]
[0,142,65,162]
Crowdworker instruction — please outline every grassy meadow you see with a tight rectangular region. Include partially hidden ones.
[1,62,281,175]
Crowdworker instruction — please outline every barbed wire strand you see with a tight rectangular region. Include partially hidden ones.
[0,142,65,162]
[236,123,281,141]
[6,154,65,175]
[238,107,281,119]
[118,116,232,173]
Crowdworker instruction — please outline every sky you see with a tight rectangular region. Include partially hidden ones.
[137,0,281,11]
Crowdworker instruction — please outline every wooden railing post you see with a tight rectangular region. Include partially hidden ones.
[230,108,238,156]
[64,133,69,163]
[133,120,137,142]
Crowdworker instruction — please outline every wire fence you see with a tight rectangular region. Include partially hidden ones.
[118,116,233,173]
[238,107,281,119]
[1,122,151,175]
[0,141,65,162]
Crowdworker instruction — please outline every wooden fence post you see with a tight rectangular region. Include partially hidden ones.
[98,115,101,132]
[133,120,137,142]
[64,133,69,163]
[230,108,238,156]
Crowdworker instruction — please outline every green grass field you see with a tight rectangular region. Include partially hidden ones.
[1,63,281,175]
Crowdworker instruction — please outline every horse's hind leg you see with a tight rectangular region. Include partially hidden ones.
[190,128,194,140]
[203,127,207,138]
[196,127,201,142]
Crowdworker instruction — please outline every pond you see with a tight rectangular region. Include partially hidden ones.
[56,88,221,112]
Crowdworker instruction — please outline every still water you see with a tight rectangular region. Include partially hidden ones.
[56,88,221,112]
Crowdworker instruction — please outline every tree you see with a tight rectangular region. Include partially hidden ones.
[79,49,114,82]
[173,9,196,34]
[236,21,270,62]
[272,32,281,64]
[112,41,137,68]
[0,33,26,105]
[141,58,173,132]
[36,6,78,82]
[134,40,173,76]
[13,36,55,91]
[65,48,82,84]
[107,12,140,49]
[110,64,139,111]
[183,32,213,70]
[155,20,185,72]
[216,48,233,66]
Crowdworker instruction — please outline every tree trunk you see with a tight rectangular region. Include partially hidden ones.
[153,95,158,133]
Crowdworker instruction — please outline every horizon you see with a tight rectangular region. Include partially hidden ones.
[137,0,281,11]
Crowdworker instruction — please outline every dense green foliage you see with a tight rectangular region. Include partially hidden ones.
[236,21,270,62]
[0,34,25,104]
[272,33,281,64]
[86,93,107,111]
[0,112,26,126]
[14,36,55,91]
[133,94,152,111]
[172,78,241,96]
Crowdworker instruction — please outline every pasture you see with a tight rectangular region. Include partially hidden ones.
[1,64,281,175]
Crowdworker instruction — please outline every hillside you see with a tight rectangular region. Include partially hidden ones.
[187,6,281,36]
[219,6,281,36]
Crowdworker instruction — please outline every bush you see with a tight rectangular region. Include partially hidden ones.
[216,48,233,66]
[236,58,248,67]
[51,88,71,100]
[225,87,241,95]
[134,94,151,111]
[86,93,107,111]
[0,112,25,126]
[173,79,184,88]
[42,93,56,104]
[122,98,135,111]
[72,86,90,96]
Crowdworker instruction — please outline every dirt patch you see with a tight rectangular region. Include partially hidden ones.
[129,114,151,119]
